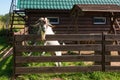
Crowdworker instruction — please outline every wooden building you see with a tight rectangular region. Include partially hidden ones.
[71,4,120,34]
[10,0,120,34]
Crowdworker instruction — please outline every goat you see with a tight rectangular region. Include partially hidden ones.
[31,17,62,66]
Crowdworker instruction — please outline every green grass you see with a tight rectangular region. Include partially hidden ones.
[0,36,9,51]
[18,72,120,80]
[0,56,13,80]
[0,56,119,80]
[0,55,120,80]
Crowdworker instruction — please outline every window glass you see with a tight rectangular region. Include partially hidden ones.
[93,17,106,24]
[47,17,59,24]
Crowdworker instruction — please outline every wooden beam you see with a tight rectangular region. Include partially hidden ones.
[15,55,102,63]
[15,66,102,74]
[14,34,102,42]
[15,44,102,52]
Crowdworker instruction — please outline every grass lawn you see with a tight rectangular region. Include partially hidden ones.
[0,55,120,80]
[0,36,9,51]
[0,56,13,80]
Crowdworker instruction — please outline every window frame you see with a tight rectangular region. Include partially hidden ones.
[47,17,59,24]
[93,17,106,25]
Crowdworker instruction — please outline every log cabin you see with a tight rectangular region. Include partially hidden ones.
[10,0,120,34]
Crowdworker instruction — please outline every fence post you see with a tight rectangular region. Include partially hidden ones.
[12,35,16,80]
[102,32,105,71]
[12,35,23,79]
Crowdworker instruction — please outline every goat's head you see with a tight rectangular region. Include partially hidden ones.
[36,17,53,41]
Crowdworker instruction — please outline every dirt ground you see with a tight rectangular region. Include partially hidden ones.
[111,51,120,66]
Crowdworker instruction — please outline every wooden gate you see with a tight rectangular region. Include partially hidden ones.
[13,33,120,79]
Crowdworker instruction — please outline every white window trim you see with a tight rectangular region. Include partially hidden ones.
[47,17,59,24]
[93,17,106,24]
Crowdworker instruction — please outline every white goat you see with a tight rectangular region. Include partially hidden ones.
[33,17,62,66]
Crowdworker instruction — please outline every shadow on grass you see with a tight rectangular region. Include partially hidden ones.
[0,55,13,77]
[0,36,9,51]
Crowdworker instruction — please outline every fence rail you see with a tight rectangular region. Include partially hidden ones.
[13,33,120,79]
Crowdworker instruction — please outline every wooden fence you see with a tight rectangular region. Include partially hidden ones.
[13,33,120,78]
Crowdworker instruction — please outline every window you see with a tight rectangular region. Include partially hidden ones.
[93,17,106,24]
[47,17,59,24]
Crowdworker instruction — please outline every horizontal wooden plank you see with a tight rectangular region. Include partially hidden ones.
[105,66,120,71]
[106,45,120,51]
[105,34,120,40]
[14,34,102,41]
[105,56,120,62]
[60,21,92,24]
[15,44,102,52]
[56,24,110,27]
[15,55,102,63]
[46,34,102,41]
[15,66,102,74]
[14,34,41,42]
[54,30,109,33]
[55,31,106,34]
[54,28,109,31]
[30,16,93,22]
